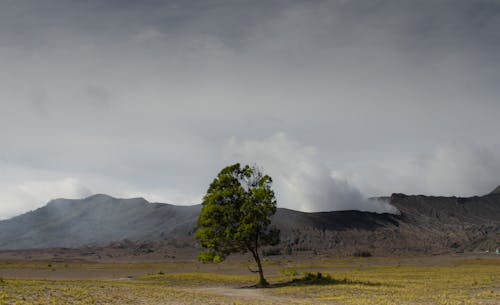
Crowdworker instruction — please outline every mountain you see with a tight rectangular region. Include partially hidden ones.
[0,194,199,249]
[490,185,500,194]
[0,192,499,255]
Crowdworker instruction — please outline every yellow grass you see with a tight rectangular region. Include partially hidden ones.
[0,256,498,304]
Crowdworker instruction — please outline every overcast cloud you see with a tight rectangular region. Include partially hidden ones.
[1,0,499,218]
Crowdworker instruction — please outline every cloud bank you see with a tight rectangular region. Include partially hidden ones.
[339,142,500,198]
[0,0,499,218]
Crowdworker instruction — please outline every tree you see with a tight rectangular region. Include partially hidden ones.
[195,163,280,287]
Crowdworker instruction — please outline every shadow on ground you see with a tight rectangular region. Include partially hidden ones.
[245,272,392,289]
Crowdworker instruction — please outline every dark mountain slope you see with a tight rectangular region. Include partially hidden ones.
[0,191,499,255]
[262,193,499,256]
[273,208,399,232]
[384,193,500,253]
[390,193,500,224]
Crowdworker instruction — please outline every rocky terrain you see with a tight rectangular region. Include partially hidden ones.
[0,188,499,257]
[273,192,500,256]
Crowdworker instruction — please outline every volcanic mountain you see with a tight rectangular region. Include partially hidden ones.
[490,185,500,194]
[0,188,499,255]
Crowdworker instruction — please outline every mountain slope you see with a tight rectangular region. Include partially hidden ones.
[0,192,499,255]
[0,194,199,249]
[490,185,500,194]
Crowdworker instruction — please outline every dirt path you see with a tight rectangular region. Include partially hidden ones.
[199,287,266,298]
[0,268,153,280]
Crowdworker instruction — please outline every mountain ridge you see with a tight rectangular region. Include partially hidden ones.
[0,192,499,255]
[490,185,500,194]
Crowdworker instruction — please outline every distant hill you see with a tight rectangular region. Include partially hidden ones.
[0,192,499,255]
[0,194,199,249]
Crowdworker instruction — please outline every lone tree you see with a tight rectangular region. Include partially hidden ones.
[195,163,280,287]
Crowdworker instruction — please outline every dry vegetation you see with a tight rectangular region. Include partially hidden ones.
[0,255,499,304]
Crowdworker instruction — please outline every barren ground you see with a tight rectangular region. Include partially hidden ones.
[1,251,499,304]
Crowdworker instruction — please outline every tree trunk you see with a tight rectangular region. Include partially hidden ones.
[251,249,267,287]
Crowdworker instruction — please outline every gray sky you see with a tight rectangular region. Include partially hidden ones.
[1,0,500,218]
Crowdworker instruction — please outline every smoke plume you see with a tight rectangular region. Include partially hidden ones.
[224,133,398,214]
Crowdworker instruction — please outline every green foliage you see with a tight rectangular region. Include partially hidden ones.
[195,163,280,285]
[290,272,383,287]
[292,272,334,285]
[303,272,330,282]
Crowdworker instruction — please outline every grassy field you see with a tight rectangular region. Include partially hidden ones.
[0,255,499,304]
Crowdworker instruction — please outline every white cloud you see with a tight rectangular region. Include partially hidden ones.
[339,142,500,197]
[0,177,92,219]
[0,1,499,219]
[0,161,204,219]
[223,133,398,213]
[125,190,202,206]
[413,142,500,196]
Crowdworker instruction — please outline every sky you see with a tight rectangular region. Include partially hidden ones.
[1,0,500,219]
